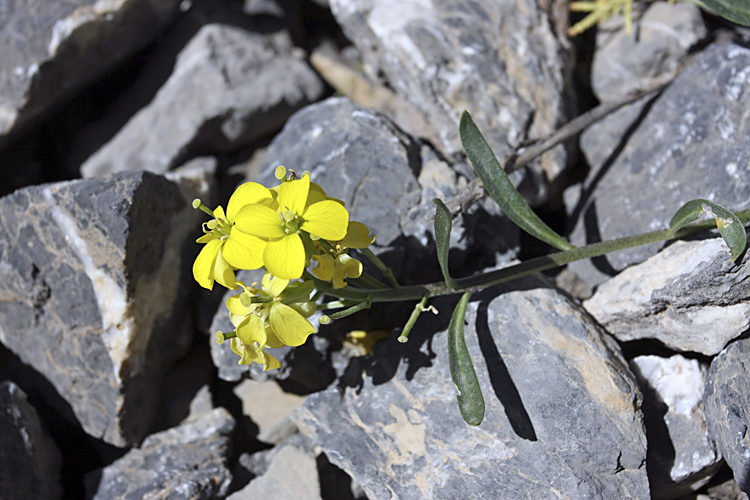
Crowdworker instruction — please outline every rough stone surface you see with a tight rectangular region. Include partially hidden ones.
[228,444,321,500]
[0,0,183,141]
[330,0,573,182]
[0,171,196,446]
[704,338,750,496]
[630,355,721,499]
[86,407,235,500]
[295,286,649,499]
[211,98,520,381]
[569,42,750,287]
[584,238,750,356]
[0,381,62,500]
[81,22,324,178]
[591,2,706,102]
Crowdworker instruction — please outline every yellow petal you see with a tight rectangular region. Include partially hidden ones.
[226,182,272,222]
[311,254,335,281]
[341,221,375,248]
[279,174,310,215]
[268,303,316,346]
[307,182,346,207]
[213,250,237,289]
[193,239,222,290]
[196,233,218,244]
[214,206,226,220]
[333,254,362,288]
[262,272,289,298]
[261,350,282,371]
[226,293,255,317]
[264,234,306,279]
[264,325,286,348]
[301,200,349,240]
[223,230,267,270]
[235,204,286,238]
[236,314,268,348]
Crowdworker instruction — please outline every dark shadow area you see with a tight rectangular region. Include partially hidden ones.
[475,299,537,441]
[582,202,619,278]
[317,452,368,500]
[0,343,128,498]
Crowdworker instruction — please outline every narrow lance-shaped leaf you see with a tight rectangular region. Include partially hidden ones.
[433,198,456,288]
[697,0,750,27]
[448,291,485,426]
[459,111,575,251]
[669,199,747,262]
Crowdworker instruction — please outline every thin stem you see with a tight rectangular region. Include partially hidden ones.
[359,247,401,288]
[313,212,750,304]
[399,296,429,343]
[351,271,389,289]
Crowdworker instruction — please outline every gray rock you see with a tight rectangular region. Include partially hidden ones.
[630,355,721,499]
[80,22,323,178]
[591,2,706,102]
[295,287,649,499]
[228,444,321,500]
[584,238,750,356]
[704,338,750,496]
[0,171,196,446]
[0,381,62,500]
[86,407,235,500]
[569,42,750,287]
[0,0,183,141]
[329,0,573,183]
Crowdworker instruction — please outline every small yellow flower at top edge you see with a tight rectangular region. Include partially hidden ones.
[312,221,375,288]
[192,182,273,290]
[234,174,349,280]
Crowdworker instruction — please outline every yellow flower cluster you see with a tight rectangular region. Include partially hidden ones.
[193,167,374,370]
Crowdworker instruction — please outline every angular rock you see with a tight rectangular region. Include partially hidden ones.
[569,42,750,286]
[0,381,62,500]
[86,407,235,500]
[210,98,519,381]
[228,444,321,500]
[591,2,706,102]
[584,238,750,356]
[0,0,183,141]
[295,287,649,499]
[0,171,197,446]
[630,355,721,499]
[329,0,573,182]
[81,22,324,178]
[704,338,750,496]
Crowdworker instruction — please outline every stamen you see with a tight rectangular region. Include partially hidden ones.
[192,199,216,217]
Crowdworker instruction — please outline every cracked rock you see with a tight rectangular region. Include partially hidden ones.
[584,238,750,356]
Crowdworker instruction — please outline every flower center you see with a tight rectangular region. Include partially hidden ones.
[203,216,232,239]
[279,208,301,234]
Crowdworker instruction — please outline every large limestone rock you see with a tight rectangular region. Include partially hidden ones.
[0,171,198,446]
[295,287,649,499]
[0,0,183,141]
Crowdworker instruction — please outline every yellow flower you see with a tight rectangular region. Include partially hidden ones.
[228,275,316,350]
[192,182,272,290]
[230,338,281,371]
[312,221,375,288]
[235,175,349,279]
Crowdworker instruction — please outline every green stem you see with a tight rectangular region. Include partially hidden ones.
[313,211,750,303]
[351,271,389,289]
[359,247,401,288]
[398,296,429,343]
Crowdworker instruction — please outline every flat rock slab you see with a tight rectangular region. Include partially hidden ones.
[0,171,195,446]
[295,287,649,499]
[0,381,62,500]
[704,338,750,495]
[0,0,182,140]
[86,407,235,500]
[584,238,750,356]
[569,42,750,286]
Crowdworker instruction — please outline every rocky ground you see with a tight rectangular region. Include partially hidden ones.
[2,0,750,499]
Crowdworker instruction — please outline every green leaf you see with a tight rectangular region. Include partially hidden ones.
[433,198,456,288]
[280,280,315,304]
[697,0,750,27]
[669,199,747,262]
[448,291,485,426]
[459,111,575,251]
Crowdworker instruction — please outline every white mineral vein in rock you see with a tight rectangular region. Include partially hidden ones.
[631,355,706,417]
[42,186,131,384]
